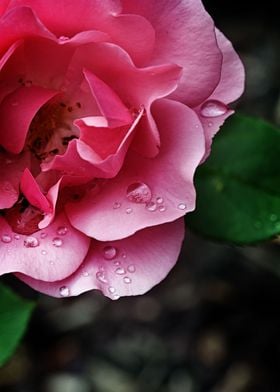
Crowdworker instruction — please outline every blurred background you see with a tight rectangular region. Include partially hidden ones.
[1,1,280,391]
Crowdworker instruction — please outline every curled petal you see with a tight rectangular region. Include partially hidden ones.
[17,219,184,298]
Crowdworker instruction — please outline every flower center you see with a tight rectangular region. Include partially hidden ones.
[27,100,80,162]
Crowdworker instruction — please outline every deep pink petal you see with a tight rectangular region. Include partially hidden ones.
[122,0,222,106]
[0,151,30,209]
[0,213,90,281]
[0,86,59,153]
[7,0,121,36]
[0,6,55,53]
[20,168,51,212]
[17,219,184,299]
[45,109,143,178]
[83,68,132,126]
[67,99,205,241]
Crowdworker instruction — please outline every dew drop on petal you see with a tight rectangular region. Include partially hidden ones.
[96,271,108,284]
[103,246,117,260]
[114,260,121,266]
[145,201,157,212]
[40,232,47,239]
[113,202,121,209]
[115,267,126,275]
[127,264,136,273]
[82,271,89,277]
[59,286,70,297]
[200,100,228,118]
[108,286,116,294]
[52,237,63,247]
[57,226,68,236]
[112,294,120,300]
[178,203,187,210]
[24,236,40,248]
[126,207,133,214]
[123,276,132,284]
[14,234,20,240]
[41,250,47,255]
[126,182,152,204]
[1,234,12,244]
[158,205,166,212]
[156,197,164,204]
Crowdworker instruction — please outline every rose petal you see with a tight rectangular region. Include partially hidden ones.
[64,42,182,156]
[0,6,55,52]
[195,30,245,161]
[67,99,205,241]
[0,213,90,281]
[0,151,31,209]
[83,68,132,127]
[17,219,184,298]
[122,0,223,106]
[0,85,59,154]
[7,0,121,36]
[20,168,52,212]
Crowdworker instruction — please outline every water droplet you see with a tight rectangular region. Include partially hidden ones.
[1,234,12,243]
[14,234,20,240]
[112,294,120,300]
[115,267,126,275]
[158,205,166,212]
[96,271,108,284]
[41,250,47,255]
[52,237,63,247]
[178,203,186,210]
[24,236,39,248]
[57,226,68,235]
[40,232,47,239]
[126,182,152,204]
[270,214,278,222]
[82,271,89,277]
[121,252,127,259]
[123,276,132,284]
[127,264,136,273]
[208,122,213,127]
[113,202,121,209]
[114,260,121,266]
[103,246,117,260]
[145,201,157,212]
[200,100,228,118]
[108,286,116,294]
[59,286,70,297]
[156,197,164,204]
[50,260,55,265]
[126,207,133,214]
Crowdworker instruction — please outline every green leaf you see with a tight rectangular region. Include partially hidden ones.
[187,114,280,243]
[0,283,35,366]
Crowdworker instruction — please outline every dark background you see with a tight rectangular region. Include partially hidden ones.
[1,1,280,391]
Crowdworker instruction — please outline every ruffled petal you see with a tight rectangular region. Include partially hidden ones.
[17,219,184,298]
[122,0,223,106]
[0,212,90,281]
[66,99,205,241]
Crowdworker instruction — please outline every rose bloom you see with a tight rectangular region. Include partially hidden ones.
[0,0,244,299]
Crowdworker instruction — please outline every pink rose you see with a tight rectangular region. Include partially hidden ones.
[0,1,244,299]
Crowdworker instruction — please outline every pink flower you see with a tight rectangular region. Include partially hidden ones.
[0,0,244,299]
